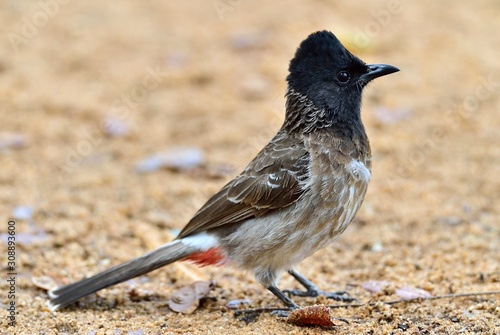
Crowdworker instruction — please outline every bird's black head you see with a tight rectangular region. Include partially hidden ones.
[285,30,398,133]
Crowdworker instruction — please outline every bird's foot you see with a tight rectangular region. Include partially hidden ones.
[234,306,295,322]
[270,308,293,318]
[284,289,359,303]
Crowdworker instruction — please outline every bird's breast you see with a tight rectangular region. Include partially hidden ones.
[219,139,371,273]
[302,141,371,241]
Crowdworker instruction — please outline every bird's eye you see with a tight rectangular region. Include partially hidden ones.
[336,71,350,84]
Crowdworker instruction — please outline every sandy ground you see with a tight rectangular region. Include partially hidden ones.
[1,1,499,334]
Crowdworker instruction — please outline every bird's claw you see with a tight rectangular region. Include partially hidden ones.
[270,309,292,318]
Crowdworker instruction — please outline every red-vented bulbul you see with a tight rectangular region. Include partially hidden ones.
[48,30,399,311]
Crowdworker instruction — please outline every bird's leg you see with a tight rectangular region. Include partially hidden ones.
[266,284,299,317]
[267,284,299,308]
[284,269,358,302]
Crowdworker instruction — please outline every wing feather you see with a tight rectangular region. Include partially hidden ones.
[177,132,309,239]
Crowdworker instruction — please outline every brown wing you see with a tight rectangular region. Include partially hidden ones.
[176,131,310,239]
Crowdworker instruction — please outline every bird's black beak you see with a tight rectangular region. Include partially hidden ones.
[359,64,399,83]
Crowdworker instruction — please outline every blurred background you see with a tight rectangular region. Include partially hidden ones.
[1,0,499,333]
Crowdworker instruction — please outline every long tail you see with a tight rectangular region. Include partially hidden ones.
[47,240,196,311]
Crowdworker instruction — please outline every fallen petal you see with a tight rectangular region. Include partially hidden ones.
[32,276,57,291]
[168,280,213,314]
[395,286,433,300]
[362,280,390,294]
[193,280,213,300]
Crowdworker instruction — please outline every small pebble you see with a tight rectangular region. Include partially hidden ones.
[437,216,462,226]
[371,241,383,252]
[0,132,27,150]
[103,117,130,137]
[241,75,270,100]
[166,52,188,68]
[230,34,261,50]
[226,298,251,309]
[12,205,33,220]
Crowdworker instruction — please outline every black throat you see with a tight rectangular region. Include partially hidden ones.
[282,88,368,143]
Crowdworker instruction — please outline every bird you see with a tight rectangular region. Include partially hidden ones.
[47,30,399,312]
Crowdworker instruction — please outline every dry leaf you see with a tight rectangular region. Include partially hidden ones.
[168,280,213,314]
[287,305,344,327]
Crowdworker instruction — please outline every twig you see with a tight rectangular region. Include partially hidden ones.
[326,290,500,309]
[233,290,500,316]
[234,306,290,316]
